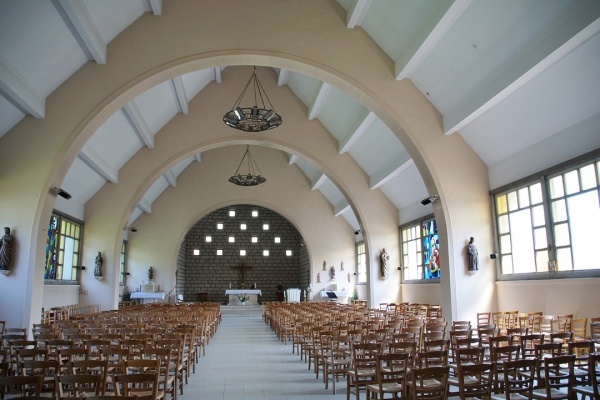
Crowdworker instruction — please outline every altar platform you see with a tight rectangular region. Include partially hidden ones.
[225,289,262,305]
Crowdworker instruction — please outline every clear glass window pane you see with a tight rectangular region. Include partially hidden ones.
[263,250,269,256]
[531,205,545,227]
[286,250,292,256]
[193,249,200,256]
[496,195,508,214]
[402,230,407,242]
[216,249,223,256]
[228,237,235,243]
[240,224,247,230]
[509,209,535,273]
[240,250,246,256]
[251,237,258,243]
[263,224,269,230]
[580,164,596,191]
[416,228,421,239]
[500,235,512,254]
[564,170,580,195]
[568,191,600,270]
[518,187,530,208]
[498,215,510,234]
[274,237,281,243]
[556,248,573,271]
[548,176,564,199]
[535,251,549,272]
[507,191,519,211]
[205,236,212,243]
[229,210,236,217]
[252,210,259,217]
[530,183,543,205]
[554,223,570,247]
[533,228,547,250]
[501,255,513,275]
[217,223,223,230]
[551,200,567,222]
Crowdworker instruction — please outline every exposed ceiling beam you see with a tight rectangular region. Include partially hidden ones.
[164,170,176,187]
[53,0,107,64]
[0,58,45,118]
[370,158,414,190]
[443,17,600,135]
[288,154,298,165]
[213,67,221,83]
[346,0,373,29]
[311,174,328,191]
[171,77,189,115]
[144,0,162,15]
[334,199,351,216]
[395,0,472,80]
[277,69,289,86]
[137,198,152,214]
[308,81,331,120]
[194,153,202,162]
[78,146,118,184]
[339,111,377,154]
[122,103,154,148]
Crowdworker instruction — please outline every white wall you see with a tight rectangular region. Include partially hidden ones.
[42,285,80,311]
[401,283,441,306]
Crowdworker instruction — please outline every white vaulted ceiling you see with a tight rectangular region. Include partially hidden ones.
[1,0,599,231]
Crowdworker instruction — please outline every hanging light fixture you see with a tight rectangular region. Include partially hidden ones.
[229,146,267,186]
[223,66,282,132]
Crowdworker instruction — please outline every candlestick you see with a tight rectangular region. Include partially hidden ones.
[229,282,231,289]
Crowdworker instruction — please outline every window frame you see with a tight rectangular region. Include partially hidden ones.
[120,240,128,285]
[491,149,600,281]
[399,214,440,284]
[44,211,83,284]
[355,242,366,284]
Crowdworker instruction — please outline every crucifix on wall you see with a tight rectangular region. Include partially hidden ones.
[232,262,252,288]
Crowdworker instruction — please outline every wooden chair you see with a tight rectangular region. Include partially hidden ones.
[346,342,381,400]
[531,355,575,400]
[113,373,161,400]
[447,347,485,396]
[142,347,174,400]
[20,360,60,398]
[477,312,491,328]
[520,333,544,360]
[56,374,103,399]
[406,365,449,400]
[490,344,520,394]
[457,362,494,399]
[568,340,594,387]
[366,352,409,400]
[571,317,588,341]
[70,359,109,395]
[324,335,351,394]
[572,352,600,400]
[155,339,184,400]
[490,358,537,400]
[0,374,43,400]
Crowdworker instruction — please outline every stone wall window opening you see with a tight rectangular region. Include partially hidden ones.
[252,210,259,217]
[274,237,281,243]
[263,250,270,257]
[205,236,212,243]
[251,237,258,243]
[240,223,247,230]
[356,242,366,284]
[193,249,200,256]
[44,212,83,282]
[217,223,224,230]
[263,224,269,230]
[216,249,223,256]
[240,250,247,256]
[119,240,127,285]
[286,250,292,256]
[228,236,235,243]
[229,210,236,217]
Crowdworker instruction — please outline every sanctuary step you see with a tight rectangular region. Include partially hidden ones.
[220,304,263,316]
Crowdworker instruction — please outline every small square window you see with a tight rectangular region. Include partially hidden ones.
[217,223,224,230]
[240,223,247,230]
[286,250,292,256]
[216,249,223,256]
[263,224,269,230]
[251,237,258,243]
[240,250,246,256]
[274,237,281,243]
[252,210,259,217]
[229,210,236,217]
[263,250,270,256]
[228,236,235,243]
[193,249,200,256]
[205,236,212,243]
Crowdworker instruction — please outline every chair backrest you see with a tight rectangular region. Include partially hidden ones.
[0,374,43,398]
[409,366,449,400]
[587,353,600,399]
[458,362,494,399]
[520,333,544,358]
[501,358,537,399]
[113,372,158,400]
[455,347,485,366]
[374,353,409,389]
[56,373,103,398]
[536,355,575,399]
[416,349,448,368]
[571,318,587,341]
[534,342,562,360]
[567,340,594,369]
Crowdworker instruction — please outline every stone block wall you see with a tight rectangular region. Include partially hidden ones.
[180,204,306,303]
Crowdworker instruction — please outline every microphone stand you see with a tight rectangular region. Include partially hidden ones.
[167,285,177,302]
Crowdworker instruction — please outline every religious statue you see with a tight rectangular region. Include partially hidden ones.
[468,237,479,271]
[148,266,154,281]
[330,265,335,280]
[317,273,321,283]
[347,272,351,283]
[380,248,390,278]
[94,251,103,277]
[322,260,327,271]
[0,227,14,272]
[340,261,344,271]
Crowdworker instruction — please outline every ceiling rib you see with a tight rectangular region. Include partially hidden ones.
[308,81,331,120]
[138,198,152,214]
[146,0,162,15]
[194,153,202,162]
[334,199,351,216]
[395,0,472,80]
[171,77,189,115]
[53,0,107,64]
[443,17,600,135]
[277,69,289,86]
[288,154,298,165]
[0,58,45,118]
[370,159,414,190]
[346,0,373,29]
[78,147,118,184]
[311,174,328,191]
[339,111,376,154]
[122,103,154,148]
[213,67,221,83]
[164,170,176,187]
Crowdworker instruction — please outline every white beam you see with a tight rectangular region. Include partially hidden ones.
[443,16,600,135]
[194,153,202,162]
[308,82,331,120]
[339,111,377,154]
[311,174,328,191]
[288,154,298,165]
[78,146,118,183]
[346,0,373,29]
[146,0,162,15]
[277,69,289,86]
[54,0,107,64]
[370,159,414,190]
[164,170,176,187]
[334,199,351,216]
[213,67,221,83]
[0,58,45,118]
[122,103,154,148]
[171,77,189,115]
[138,198,152,214]
[395,0,472,80]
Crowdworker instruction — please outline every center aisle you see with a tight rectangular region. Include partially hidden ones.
[187,308,348,400]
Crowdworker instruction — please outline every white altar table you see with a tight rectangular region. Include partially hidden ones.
[285,288,301,303]
[225,289,262,305]
[131,292,166,303]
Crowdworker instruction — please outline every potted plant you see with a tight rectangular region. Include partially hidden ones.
[237,294,250,305]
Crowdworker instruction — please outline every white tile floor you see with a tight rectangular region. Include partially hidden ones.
[187,308,349,400]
